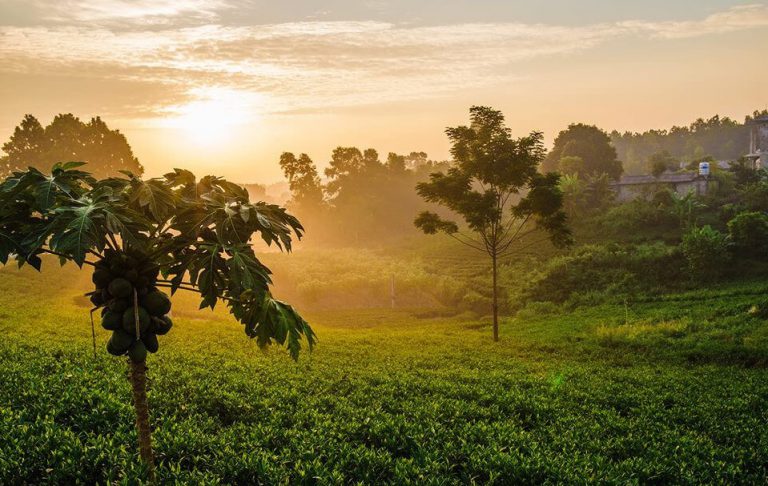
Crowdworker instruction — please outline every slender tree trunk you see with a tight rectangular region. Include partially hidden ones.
[492,252,499,342]
[128,359,156,482]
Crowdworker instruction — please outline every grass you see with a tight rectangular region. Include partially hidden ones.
[1,258,767,484]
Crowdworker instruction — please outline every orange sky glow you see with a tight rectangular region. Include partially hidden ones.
[1,1,767,182]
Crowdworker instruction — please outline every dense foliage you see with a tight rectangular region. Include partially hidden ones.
[541,123,623,179]
[1,114,143,179]
[0,162,315,357]
[1,263,767,483]
[279,148,447,245]
[681,226,731,282]
[728,211,768,259]
[610,110,768,175]
[414,105,570,340]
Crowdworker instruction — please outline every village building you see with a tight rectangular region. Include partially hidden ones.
[611,115,768,201]
[612,172,709,202]
[746,114,768,169]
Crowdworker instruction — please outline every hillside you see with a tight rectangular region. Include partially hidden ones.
[1,261,766,483]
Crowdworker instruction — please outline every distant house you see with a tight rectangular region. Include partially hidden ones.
[611,172,709,202]
[746,114,768,168]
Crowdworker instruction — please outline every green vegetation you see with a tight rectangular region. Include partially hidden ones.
[415,106,570,341]
[3,105,768,483]
[0,163,314,478]
[1,262,767,483]
[610,110,768,175]
[1,114,143,179]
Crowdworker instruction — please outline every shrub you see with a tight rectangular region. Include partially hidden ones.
[595,200,678,240]
[516,243,684,305]
[681,226,731,281]
[728,211,768,258]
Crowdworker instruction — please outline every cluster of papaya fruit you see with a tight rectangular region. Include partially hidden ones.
[88,249,173,362]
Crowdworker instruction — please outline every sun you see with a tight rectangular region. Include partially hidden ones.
[166,88,261,146]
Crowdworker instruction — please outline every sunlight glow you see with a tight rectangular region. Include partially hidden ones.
[164,88,263,147]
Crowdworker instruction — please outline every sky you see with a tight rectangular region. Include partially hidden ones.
[1,1,767,182]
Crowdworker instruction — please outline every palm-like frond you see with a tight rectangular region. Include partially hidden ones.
[0,163,315,358]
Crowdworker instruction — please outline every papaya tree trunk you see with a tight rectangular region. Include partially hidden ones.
[128,358,156,482]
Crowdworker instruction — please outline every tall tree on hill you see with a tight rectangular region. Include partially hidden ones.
[415,106,572,341]
[1,114,143,179]
[542,123,623,180]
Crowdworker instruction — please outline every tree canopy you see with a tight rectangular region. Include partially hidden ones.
[0,162,314,358]
[611,110,768,174]
[279,152,324,213]
[542,123,623,180]
[279,148,447,245]
[1,114,143,179]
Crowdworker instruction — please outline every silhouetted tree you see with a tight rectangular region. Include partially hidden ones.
[1,114,143,179]
[415,106,572,341]
[279,152,324,212]
[543,123,623,180]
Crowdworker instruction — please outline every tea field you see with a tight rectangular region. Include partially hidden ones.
[1,261,767,484]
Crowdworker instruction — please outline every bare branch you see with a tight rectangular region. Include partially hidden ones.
[497,235,551,258]
[446,232,487,252]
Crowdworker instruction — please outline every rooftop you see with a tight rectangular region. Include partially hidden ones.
[613,172,702,186]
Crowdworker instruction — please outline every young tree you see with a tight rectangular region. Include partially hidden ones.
[415,106,571,341]
[0,163,315,480]
[1,114,143,179]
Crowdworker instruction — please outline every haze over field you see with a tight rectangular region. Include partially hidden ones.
[1,0,767,181]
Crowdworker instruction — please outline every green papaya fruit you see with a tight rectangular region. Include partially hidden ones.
[108,278,133,298]
[101,311,122,330]
[142,291,172,316]
[142,332,159,353]
[122,307,150,334]
[109,330,134,354]
[108,298,130,313]
[91,269,112,288]
[151,316,173,335]
[128,340,147,362]
[125,269,139,283]
[106,339,123,356]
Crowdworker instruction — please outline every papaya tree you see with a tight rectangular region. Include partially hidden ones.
[0,162,316,480]
[415,106,571,341]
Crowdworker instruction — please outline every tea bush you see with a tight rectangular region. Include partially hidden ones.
[1,262,767,483]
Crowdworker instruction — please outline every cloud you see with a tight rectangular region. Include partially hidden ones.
[618,4,768,39]
[37,0,227,25]
[0,4,766,119]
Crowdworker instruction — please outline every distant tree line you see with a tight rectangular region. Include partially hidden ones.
[279,148,449,245]
[610,111,768,175]
[1,114,142,179]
